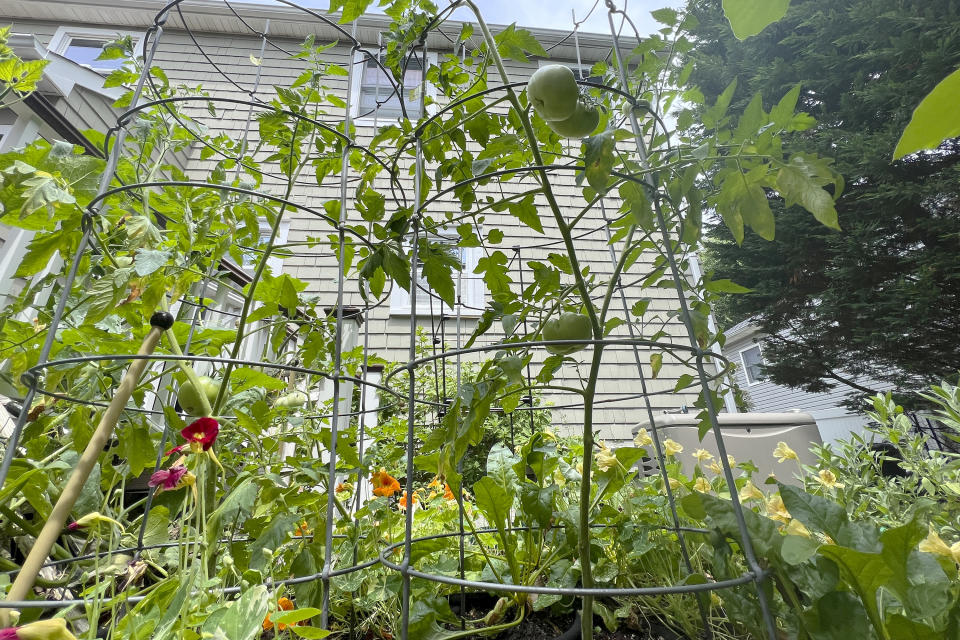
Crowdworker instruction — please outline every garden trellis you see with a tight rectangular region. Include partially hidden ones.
[0,0,846,638]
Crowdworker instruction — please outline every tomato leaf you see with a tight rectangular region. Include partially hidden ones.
[894,67,960,159]
[721,0,790,40]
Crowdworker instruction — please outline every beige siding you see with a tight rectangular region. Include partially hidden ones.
[5,12,702,440]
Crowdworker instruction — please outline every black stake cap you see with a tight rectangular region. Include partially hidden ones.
[150,311,175,330]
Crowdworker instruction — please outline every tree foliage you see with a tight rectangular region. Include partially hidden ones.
[688,0,960,402]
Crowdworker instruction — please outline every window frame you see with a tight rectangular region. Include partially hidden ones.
[349,50,438,125]
[48,26,144,73]
[739,343,766,386]
[389,234,485,318]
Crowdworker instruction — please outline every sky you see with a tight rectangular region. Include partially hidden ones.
[231,0,687,39]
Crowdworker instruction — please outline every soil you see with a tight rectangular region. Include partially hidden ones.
[492,611,686,640]
[446,597,687,640]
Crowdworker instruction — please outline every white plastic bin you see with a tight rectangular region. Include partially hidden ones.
[632,412,822,486]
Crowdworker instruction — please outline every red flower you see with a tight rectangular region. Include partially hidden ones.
[167,417,219,455]
[148,465,193,491]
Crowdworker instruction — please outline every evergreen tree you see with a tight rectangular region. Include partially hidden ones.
[687,0,960,404]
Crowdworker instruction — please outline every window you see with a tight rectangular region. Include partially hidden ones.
[242,218,290,274]
[389,237,484,317]
[0,108,15,148]
[350,51,436,122]
[739,344,766,385]
[538,59,602,85]
[49,27,143,73]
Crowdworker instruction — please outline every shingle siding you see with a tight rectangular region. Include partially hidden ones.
[3,10,703,440]
[722,326,894,444]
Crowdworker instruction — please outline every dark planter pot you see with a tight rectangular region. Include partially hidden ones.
[446,594,580,640]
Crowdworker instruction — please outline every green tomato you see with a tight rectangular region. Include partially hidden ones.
[547,100,600,139]
[527,64,579,121]
[273,391,308,409]
[542,312,593,355]
[178,375,220,416]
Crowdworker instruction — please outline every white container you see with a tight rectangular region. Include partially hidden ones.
[632,412,822,486]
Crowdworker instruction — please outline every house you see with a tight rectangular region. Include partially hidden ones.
[0,0,705,444]
[721,319,893,445]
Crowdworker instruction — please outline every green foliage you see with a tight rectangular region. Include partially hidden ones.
[895,68,960,159]
[691,0,960,402]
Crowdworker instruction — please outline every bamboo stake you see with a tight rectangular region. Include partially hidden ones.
[1,311,174,624]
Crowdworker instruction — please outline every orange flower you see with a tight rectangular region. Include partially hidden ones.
[263,597,298,631]
[443,484,455,501]
[371,469,401,497]
[428,476,443,489]
[398,491,419,510]
[293,521,310,537]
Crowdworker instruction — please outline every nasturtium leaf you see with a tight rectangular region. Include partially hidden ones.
[721,0,790,40]
[894,67,960,159]
[216,585,269,640]
[781,534,819,565]
[272,608,322,626]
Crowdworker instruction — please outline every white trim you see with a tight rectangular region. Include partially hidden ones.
[738,343,765,386]
[48,26,144,73]
[349,50,438,127]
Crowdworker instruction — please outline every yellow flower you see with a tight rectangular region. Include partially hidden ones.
[596,442,617,472]
[815,469,844,489]
[692,448,714,464]
[783,518,812,538]
[706,461,723,475]
[667,477,683,491]
[693,477,712,493]
[633,428,653,447]
[919,527,960,563]
[738,480,765,502]
[709,591,723,608]
[664,439,683,457]
[727,455,736,467]
[14,619,78,640]
[773,441,798,463]
[766,494,791,523]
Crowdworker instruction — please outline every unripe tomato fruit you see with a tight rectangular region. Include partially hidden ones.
[178,375,220,416]
[548,100,600,138]
[274,391,308,409]
[542,313,593,355]
[527,65,580,121]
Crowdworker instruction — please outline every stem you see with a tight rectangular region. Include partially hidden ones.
[1,323,165,624]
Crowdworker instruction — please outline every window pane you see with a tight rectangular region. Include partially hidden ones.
[63,37,124,70]
[741,345,765,384]
[359,56,423,119]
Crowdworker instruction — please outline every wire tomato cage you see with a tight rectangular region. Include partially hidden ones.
[0,1,779,638]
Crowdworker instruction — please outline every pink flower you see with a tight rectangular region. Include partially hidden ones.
[1,619,77,639]
[167,417,219,455]
[148,465,193,491]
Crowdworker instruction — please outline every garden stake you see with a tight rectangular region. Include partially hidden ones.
[1,312,174,624]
